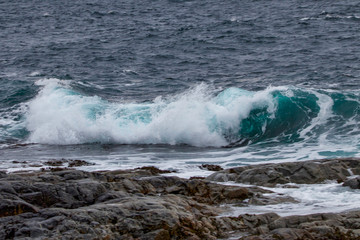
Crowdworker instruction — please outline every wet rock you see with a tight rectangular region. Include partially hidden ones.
[343,177,360,189]
[0,181,16,194]
[68,159,95,167]
[236,212,360,240]
[0,167,266,239]
[135,166,175,174]
[200,164,223,171]
[44,159,67,166]
[189,176,205,180]
[270,228,313,239]
[44,158,95,168]
[207,158,360,186]
[49,167,75,172]
[0,199,38,217]
[1,162,360,240]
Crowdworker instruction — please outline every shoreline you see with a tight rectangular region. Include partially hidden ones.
[1,158,360,239]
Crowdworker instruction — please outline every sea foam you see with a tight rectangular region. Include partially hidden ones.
[17,78,360,149]
[25,79,278,146]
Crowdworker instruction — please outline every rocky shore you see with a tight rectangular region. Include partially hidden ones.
[1,158,360,239]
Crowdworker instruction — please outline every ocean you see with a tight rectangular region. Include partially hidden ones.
[1,0,360,215]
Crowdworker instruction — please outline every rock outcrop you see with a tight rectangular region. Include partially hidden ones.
[343,176,360,189]
[0,167,292,239]
[207,158,360,187]
[234,211,360,240]
[1,158,360,239]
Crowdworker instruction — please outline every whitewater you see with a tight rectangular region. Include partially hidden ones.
[24,79,360,150]
[1,78,359,169]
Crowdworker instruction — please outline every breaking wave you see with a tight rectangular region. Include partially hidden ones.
[2,78,360,148]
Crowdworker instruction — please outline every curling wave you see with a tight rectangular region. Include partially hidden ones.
[2,78,360,147]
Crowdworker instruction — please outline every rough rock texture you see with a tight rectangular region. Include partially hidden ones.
[234,211,360,240]
[207,158,360,187]
[343,176,360,189]
[200,164,223,171]
[0,167,291,239]
[1,158,360,239]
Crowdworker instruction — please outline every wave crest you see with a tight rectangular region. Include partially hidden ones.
[3,78,360,148]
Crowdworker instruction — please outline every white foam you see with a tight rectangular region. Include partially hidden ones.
[24,79,280,147]
[221,182,360,217]
[29,71,41,77]
[0,118,15,126]
[299,89,334,139]
[77,81,105,90]
[0,79,352,180]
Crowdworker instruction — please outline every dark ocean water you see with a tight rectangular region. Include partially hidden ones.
[1,0,360,176]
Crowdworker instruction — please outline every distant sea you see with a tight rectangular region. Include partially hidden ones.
[1,0,360,183]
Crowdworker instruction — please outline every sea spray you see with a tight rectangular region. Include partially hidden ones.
[24,79,278,146]
[1,78,360,149]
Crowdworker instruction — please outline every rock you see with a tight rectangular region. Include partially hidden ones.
[44,159,67,166]
[200,164,223,171]
[53,169,88,180]
[236,211,360,240]
[0,171,7,178]
[0,199,38,217]
[44,158,95,168]
[189,176,205,180]
[135,166,175,174]
[0,167,264,239]
[270,228,313,239]
[49,167,75,172]
[207,158,360,186]
[343,177,360,189]
[68,159,95,167]
[1,162,360,239]
[0,181,17,194]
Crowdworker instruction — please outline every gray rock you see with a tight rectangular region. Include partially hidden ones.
[343,177,360,189]
[0,167,260,239]
[1,164,360,240]
[207,158,360,186]
[0,181,17,194]
[0,199,38,217]
[0,171,6,178]
[270,228,312,240]
[235,211,360,240]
